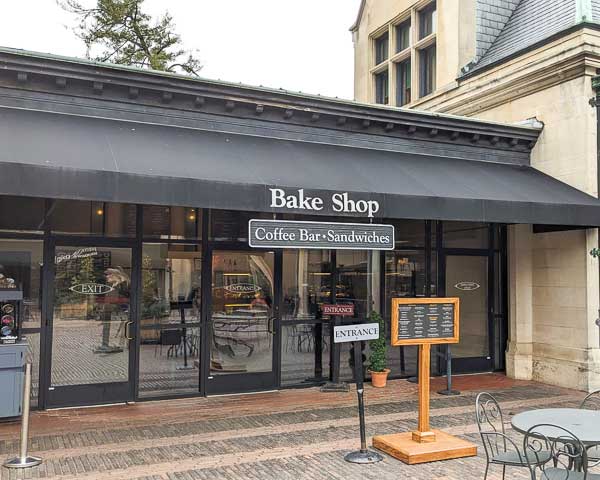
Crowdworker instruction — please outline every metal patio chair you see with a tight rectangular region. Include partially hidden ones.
[523,424,600,479]
[476,392,551,480]
[580,390,600,468]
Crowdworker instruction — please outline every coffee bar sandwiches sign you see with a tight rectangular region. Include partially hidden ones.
[249,219,394,250]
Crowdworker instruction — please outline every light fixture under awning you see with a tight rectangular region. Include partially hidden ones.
[1,107,599,227]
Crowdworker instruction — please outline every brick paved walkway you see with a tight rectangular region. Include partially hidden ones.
[0,374,596,479]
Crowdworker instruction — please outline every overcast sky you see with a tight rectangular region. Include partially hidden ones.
[0,0,362,99]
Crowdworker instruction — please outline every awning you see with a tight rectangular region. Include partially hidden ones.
[1,107,600,226]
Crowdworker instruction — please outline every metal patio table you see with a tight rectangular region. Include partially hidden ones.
[511,408,600,446]
[511,408,600,472]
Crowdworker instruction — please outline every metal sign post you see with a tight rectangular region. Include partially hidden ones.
[344,340,384,464]
[332,322,383,464]
[4,363,42,469]
[437,345,460,396]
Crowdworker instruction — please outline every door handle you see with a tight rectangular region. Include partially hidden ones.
[268,317,275,335]
[125,321,134,341]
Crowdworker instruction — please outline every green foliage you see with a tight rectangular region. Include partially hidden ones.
[591,248,600,258]
[368,310,388,372]
[140,253,169,319]
[59,0,202,75]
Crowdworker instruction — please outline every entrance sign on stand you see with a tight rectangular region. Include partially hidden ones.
[333,323,383,464]
[373,298,477,464]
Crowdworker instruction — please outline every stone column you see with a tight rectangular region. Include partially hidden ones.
[506,224,533,380]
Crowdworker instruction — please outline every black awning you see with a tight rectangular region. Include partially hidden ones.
[1,107,599,226]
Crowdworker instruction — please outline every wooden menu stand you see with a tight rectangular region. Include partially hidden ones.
[372,298,477,465]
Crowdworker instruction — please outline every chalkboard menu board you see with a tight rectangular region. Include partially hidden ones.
[391,298,459,346]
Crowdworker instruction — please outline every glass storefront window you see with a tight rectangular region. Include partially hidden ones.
[142,206,202,240]
[23,332,40,407]
[445,255,489,359]
[48,200,136,236]
[386,219,426,248]
[281,250,332,385]
[210,250,274,376]
[210,210,271,242]
[0,239,43,329]
[443,221,489,249]
[138,243,202,397]
[385,250,427,299]
[0,196,46,234]
[51,246,132,387]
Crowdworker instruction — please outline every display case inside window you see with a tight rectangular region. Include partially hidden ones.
[0,239,43,330]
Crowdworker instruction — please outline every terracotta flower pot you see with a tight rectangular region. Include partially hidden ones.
[369,368,390,388]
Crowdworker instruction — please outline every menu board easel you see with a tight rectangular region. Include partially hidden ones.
[373,298,477,464]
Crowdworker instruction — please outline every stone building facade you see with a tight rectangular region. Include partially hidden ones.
[352,0,600,392]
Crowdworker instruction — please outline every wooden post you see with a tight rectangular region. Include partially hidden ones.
[412,344,436,443]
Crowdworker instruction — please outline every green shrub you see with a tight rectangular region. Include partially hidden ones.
[368,310,387,372]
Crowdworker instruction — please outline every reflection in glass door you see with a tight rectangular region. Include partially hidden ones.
[445,255,492,373]
[48,244,135,407]
[208,250,277,394]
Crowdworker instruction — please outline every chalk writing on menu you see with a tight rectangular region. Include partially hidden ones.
[397,302,455,341]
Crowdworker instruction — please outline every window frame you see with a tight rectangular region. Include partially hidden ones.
[368,1,437,106]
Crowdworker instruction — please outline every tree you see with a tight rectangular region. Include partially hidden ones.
[59,0,202,75]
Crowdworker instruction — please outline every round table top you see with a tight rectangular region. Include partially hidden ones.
[511,408,600,445]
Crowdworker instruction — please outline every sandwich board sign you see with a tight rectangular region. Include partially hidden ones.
[373,297,477,465]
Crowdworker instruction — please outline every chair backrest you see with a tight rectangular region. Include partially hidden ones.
[476,392,507,459]
[476,392,505,435]
[523,424,589,479]
[580,390,600,410]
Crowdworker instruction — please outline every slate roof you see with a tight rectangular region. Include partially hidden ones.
[465,0,599,76]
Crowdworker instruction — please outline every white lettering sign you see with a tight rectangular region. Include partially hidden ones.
[55,247,99,264]
[69,283,114,295]
[333,323,380,343]
[270,188,379,218]
[223,283,262,294]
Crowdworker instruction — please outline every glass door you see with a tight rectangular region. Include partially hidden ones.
[47,241,136,407]
[207,249,277,394]
[444,254,493,373]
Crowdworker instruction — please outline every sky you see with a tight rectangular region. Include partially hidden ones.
[0,0,362,99]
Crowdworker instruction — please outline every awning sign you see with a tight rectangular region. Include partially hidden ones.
[334,323,380,343]
[248,219,394,250]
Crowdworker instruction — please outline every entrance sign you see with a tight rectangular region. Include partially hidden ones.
[391,298,459,346]
[248,219,394,250]
[322,304,354,316]
[333,323,379,343]
[334,322,383,464]
[374,297,476,465]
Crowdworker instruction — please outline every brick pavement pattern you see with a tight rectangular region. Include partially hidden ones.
[0,374,597,479]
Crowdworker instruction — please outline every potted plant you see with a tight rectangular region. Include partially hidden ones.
[368,310,390,387]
